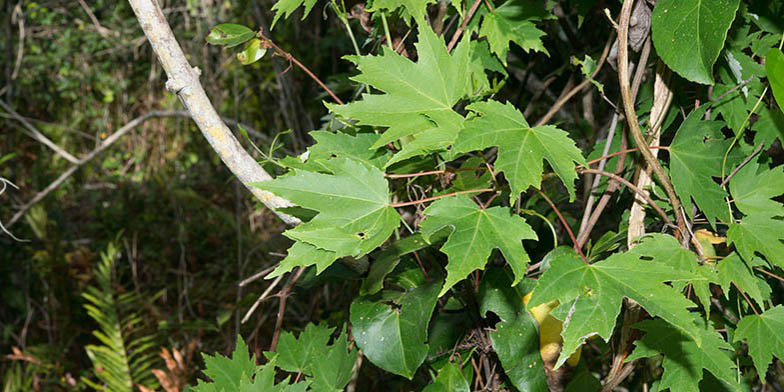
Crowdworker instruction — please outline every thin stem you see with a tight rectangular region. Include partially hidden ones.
[386,169,447,178]
[260,34,344,105]
[617,0,687,245]
[446,0,482,51]
[380,11,393,49]
[732,282,759,315]
[719,143,764,188]
[583,146,668,167]
[579,168,675,229]
[754,267,784,283]
[720,89,766,181]
[537,190,588,263]
[389,188,494,208]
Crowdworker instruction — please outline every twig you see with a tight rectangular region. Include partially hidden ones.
[389,188,493,208]
[446,0,483,51]
[719,143,763,188]
[576,130,629,267]
[582,146,668,167]
[534,33,615,127]
[0,100,80,164]
[733,282,759,315]
[241,274,284,324]
[0,178,28,242]
[5,111,178,228]
[238,265,277,287]
[259,33,344,105]
[617,0,687,245]
[578,111,620,237]
[755,267,784,282]
[579,168,675,229]
[711,76,754,102]
[537,190,587,263]
[77,0,113,38]
[269,267,306,352]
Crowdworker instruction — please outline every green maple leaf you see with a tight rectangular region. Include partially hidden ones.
[254,157,399,266]
[268,323,334,375]
[270,0,318,28]
[420,195,537,297]
[192,337,257,391]
[629,234,716,315]
[528,248,703,368]
[727,213,784,269]
[730,160,784,218]
[627,318,740,392]
[734,306,784,381]
[369,0,435,24]
[241,361,310,392]
[478,0,550,64]
[716,252,771,308]
[456,100,585,202]
[267,241,337,279]
[326,25,470,167]
[669,107,733,227]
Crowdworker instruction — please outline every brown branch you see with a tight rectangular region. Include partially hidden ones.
[719,143,764,188]
[259,33,344,105]
[446,0,483,51]
[617,0,687,245]
[128,0,298,225]
[269,267,306,352]
[583,146,668,167]
[0,99,80,164]
[579,168,674,229]
[537,190,587,263]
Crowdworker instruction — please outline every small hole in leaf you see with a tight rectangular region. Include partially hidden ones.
[329,153,337,158]
[446,145,453,151]
[357,231,366,239]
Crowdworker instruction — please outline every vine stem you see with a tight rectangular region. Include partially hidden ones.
[380,11,393,49]
[617,0,687,245]
[578,168,675,229]
[446,0,483,51]
[537,190,588,263]
[582,146,668,167]
[259,33,344,105]
[389,188,494,207]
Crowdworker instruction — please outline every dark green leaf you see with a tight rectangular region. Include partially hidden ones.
[479,268,548,392]
[529,248,703,368]
[651,0,740,84]
[350,276,441,378]
[767,48,784,111]
[734,305,784,381]
[205,24,256,49]
[627,318,739,391]
[456,100,585,202]
[420,195,537,296]
[669,107,733,226]
[727,214,784,269]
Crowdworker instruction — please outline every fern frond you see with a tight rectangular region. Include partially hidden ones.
[81,242,160,391]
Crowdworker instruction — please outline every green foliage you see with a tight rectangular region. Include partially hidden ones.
[651,0,740,84]
[456,100,586,201]
[628,318,740,391]
[420,195,536,296]
[81,242,159,391]
[734,306,784,381]
[254,157,399,277]
[528,246,703,368]
[478,269,547,391]
[767,48,784,111]
[477,0,550,64]
[326,25,472,167]
[350,267,440,378]
[192,327,355,392]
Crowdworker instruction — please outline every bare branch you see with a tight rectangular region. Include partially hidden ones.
[1,99,80,164]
